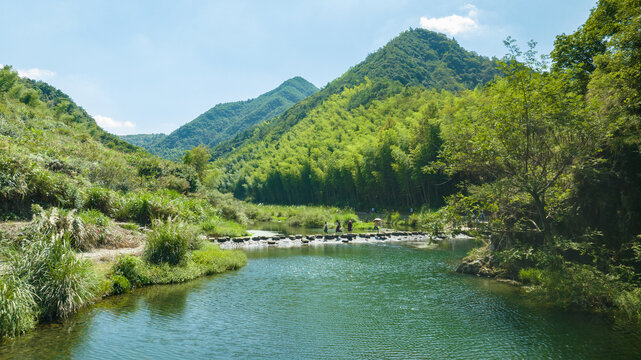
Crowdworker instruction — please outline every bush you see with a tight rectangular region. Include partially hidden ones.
[615,288,641,323]
[84,186,118,216]
[539,264,619,311]
[112,255,149,287]
[144,219,202,265]
[0,274,38,338]
[110,274,131,295]
[10,234,98,320]
[519,267,544,285]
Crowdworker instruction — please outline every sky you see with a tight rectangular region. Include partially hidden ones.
[1,0,597,135]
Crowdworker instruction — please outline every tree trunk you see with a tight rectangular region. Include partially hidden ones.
[532,192,552,246]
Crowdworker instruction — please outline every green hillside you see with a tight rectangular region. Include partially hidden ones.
[211,29,498,160]
[0,65,237,226]
[212,29,499,207]
[120,133,166,148]
[127,76,318,161]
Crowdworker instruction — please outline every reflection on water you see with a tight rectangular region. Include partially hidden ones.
[2,240,640,359]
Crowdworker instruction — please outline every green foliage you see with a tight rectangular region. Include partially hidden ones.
[519,268,544,285]
[112,255,149,288]
[144,219,202,265]
[9,235,98,320]
[119,133,166,149]
[213,82,455,208]
[26,205,100,251]
[209,29,498,209]
[538,264,620,311]
[192,243,247,274]
[199,217,247,238]
[85,186,118,216]
[110,274,131,295]
[127,77,318,161]
[615,288,641,324]
[183,144,210,180]
[0,273,38,338]
[112,244,246,288]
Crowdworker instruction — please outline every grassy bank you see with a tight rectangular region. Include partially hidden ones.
[0,215,246,340]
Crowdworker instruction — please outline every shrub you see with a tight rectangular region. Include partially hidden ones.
[0,273,38,338]
[85,186,118,216]
[112,255,149,288]
[539,264,619,311]
[10,235,98,320]
[110,275,131,295]
[144,219,202,265]
[519,268,544,285]
[157,175,191,194]
[615,288,641,323]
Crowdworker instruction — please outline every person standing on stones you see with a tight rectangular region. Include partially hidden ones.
[347,220,353,233]
[324,221,328,234]
[335,220,342,234]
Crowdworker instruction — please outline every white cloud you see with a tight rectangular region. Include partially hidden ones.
[17,68,56,80]
[93,115,136,131]
[419,4,479,36]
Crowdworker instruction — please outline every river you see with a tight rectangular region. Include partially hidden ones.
[1,239,640,359]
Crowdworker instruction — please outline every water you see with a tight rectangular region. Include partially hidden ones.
[2,241,641,359]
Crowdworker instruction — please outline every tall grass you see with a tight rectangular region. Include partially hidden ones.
[9,234,98,320]
[199,217,247,237]
[144,219,202,265]
[0,273,38,338]
[113,243,246,288]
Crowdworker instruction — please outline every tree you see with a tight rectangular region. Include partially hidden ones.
[442,39,600,246]
[182,145,210,180]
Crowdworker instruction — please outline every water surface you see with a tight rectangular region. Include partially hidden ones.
[2,241,640,359]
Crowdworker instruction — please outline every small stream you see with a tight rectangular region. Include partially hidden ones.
[1,238,640,359]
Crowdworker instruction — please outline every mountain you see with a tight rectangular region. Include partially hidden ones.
[124,77,318,161]
[120,133,166,149]
[210,29,498,160]
[211,29,499,207]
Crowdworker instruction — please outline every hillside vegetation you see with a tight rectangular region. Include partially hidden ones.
[212,29,498,207]
[120,133,166,149]
[211,29,498,161]
[125,77,318,161]
[0,65,248,339]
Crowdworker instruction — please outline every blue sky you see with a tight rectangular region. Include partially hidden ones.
[1,0,597,135]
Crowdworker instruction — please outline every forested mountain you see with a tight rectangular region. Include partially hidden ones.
[126,77,318,161]
[212,28,499,207]
[211,29,498,161]
[120,133,166,149]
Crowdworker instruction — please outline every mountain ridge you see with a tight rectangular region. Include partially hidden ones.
[123,76,318,160]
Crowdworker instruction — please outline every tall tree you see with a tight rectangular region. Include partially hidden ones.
[183,145,210,181]
[442,40,600,245]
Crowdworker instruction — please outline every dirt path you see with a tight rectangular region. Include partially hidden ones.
[78,245,145,262]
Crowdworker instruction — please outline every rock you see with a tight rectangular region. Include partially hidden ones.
[218,237,230,243]
[456,260,482,275]
[267,240,277,245]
